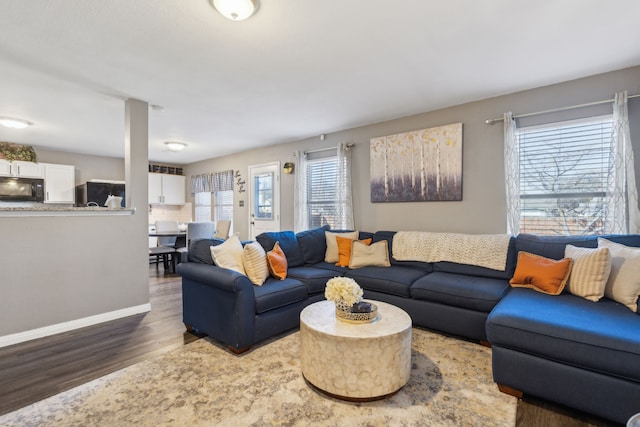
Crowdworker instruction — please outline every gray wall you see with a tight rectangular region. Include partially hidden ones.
[185,66,640,240]
[0,100,149,338]
[36,148,125,186]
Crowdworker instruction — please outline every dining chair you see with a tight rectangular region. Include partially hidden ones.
[214,220,231,240]
[155,220,180,247]
[151,220,180,273]
[176,221,216,260]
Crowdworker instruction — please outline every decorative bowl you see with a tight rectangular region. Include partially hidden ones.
[335,303,378,323]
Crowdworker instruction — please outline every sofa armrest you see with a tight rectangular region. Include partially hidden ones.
[177,262,257,351]
[177,262,254,294]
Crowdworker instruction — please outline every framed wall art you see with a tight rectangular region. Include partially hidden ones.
[370,123,462,202]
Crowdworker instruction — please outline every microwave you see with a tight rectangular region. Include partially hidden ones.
[0,176,45,202]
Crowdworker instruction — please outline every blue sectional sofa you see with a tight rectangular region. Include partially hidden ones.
[177,227,640,424]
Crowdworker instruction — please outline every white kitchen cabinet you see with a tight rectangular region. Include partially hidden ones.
[42,163,75,204]
[0,160,44,178]
[148,173,163,204]
[148,173,185,204]
[0,160,11,175]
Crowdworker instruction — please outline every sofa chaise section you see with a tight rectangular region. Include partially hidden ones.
[486,234,640,424]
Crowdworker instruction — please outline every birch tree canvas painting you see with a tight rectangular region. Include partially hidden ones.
[370,123,462,202]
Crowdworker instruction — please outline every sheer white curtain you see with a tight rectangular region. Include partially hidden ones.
[293,151,308,232]
[503,112,520,235]
[336,142,355,229]
[610,91,640,233]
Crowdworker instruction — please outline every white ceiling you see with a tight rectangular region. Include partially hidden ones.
[0,0,639,165]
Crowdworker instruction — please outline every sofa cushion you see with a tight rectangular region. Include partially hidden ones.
[253,277,308,314]
[242,241,269,286]
[336,236,372,267]
[307,261,349,275]
[564,245,611,301]
[510,252,572,295]
[515,233,640,260]
[188,238,225,264]
[599,238,640,312]
[433,237,518,279]
[296,225,330,265]
[486,288,640,383]
[210,235,246,275]
[372,231,434,272]
[349,240,391,269]
[266,241,288,280]
[411,272,510,312]
[287,266,339,294]
[325,230,359,263]
[345,265,426,297]
[256,231,305,268]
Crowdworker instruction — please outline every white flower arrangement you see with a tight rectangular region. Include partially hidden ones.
[324,277,363,307]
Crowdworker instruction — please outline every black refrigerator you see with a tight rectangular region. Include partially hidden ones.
[77,180,126,207]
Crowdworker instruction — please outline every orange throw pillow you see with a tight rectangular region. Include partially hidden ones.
[510,251,573,295]
[335,236,372,267]
[267,241,288,280]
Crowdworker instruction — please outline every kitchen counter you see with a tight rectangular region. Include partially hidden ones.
[0,206,136,217]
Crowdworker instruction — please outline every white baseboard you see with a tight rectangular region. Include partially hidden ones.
[0,303,151,348]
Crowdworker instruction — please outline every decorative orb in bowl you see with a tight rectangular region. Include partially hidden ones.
[335,301,378,323]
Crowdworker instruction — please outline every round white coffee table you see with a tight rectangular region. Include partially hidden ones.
[300,299,412,401]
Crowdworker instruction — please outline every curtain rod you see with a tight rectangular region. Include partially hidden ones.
[484,93,640,125]
[303,143,354,155]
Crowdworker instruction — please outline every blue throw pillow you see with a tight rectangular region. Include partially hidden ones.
[256,231,305,267]
[188,238,225,264]
[296,225,330,265]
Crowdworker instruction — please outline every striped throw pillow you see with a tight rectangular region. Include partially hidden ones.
[242,241,269,286]
[564,245,611,301]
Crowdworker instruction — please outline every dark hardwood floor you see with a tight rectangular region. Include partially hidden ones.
[0,266,621,425]
[0,267,200,416]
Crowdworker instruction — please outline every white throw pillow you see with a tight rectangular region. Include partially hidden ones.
[210,235,245,275]
[324,230,359,263]
[598,238,640,312]
[349,240,391,269]
[242,241,269,286]
[564,245,611,302]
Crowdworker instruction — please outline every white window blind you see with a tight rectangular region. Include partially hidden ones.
[306,156,339,228]
[517,115,613,235]
[194,191,211,222]
[214,189,234,229]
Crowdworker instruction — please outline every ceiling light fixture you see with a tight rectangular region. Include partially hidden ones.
[165,141,187,152]
[211,0,258,21]
[0,117,32,129]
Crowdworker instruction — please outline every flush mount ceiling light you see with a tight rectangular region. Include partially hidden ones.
[165,141,187,152]
[0,117,32,129]
[211,0,258,21]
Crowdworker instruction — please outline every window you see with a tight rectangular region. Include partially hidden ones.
[191,170,234,227]
[214,189,234,231]
[253,173,273,220]
[306,156,339,228]
[296,143,353,232]
[194,191,211,222]
[516,115,613,235]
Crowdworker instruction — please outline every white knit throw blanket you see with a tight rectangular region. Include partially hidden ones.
[392,231,511,271]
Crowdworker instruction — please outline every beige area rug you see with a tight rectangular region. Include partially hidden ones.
[0,328,516,427]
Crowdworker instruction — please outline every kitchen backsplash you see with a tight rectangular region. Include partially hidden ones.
[149,203,192,225]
